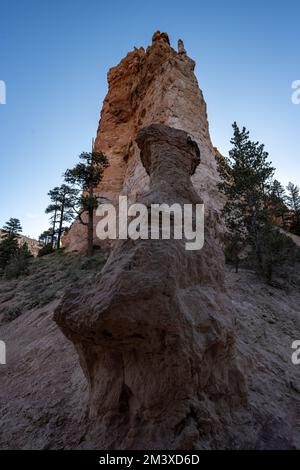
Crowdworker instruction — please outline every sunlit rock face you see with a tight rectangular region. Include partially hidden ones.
[63,31,223,252]
[55,123,247,450]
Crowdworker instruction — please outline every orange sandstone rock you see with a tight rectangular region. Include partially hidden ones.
[63,33,223,252]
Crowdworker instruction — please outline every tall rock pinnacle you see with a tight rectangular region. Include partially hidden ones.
[63,32,223,251]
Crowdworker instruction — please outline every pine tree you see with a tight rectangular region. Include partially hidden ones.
[271,180,286,201]
[257,222,298,283]
[4,242,32,279]
[64,146,109,256]
[46,185,78,249]
[45,188,60,247]
[269,179,287,226]
[0,237,19,271]
[0,218,22,271]
[39,229,53,247]
[218,122,275,273]
[286,182,300,235]
[3,218,22,237]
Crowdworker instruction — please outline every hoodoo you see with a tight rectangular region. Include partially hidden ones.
[63,31,223,252]
[55,33,247,449]
[55,123,246,449]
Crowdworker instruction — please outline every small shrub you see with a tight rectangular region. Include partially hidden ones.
[4,253,31,280]
[258,227,300,282]
[36,288,57,307]
[1,305,23,324]
[38,244,54,257]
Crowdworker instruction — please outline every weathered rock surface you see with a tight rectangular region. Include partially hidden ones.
[54,124,246,449]
[63,32,223,252]
[1,263,300,449]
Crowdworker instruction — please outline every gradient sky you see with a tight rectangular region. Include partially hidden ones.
[0,0,299,238]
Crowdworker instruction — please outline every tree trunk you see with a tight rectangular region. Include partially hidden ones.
[87,209,94,257]
[51,205,58,248]
[251,207,263,271]
[87,181,94,257]
[269,265,273,282]
[56,196,65,249]
[235,256,239,273]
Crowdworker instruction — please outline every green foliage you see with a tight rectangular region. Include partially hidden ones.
[38,243,55,257]
[286,182,300,212]
[0,218,26,275]
[64,151,109,190]
[0,236,19,271]
[257,225,299,282]
[3,218,22,236]
[220,123,274,202]
[80,194,99,211]
[218,122,275,274]
[45,184,79,249]
[269,180,288,224]
[1,305,23,324]
[39,229,53,246]
[286,182,300,235]
[218,123,300,282]
[270,180,286,202]
[64,149,109,256]
[0,220,33,279]
[3,243,32,280]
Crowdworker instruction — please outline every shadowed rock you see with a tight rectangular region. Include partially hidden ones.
[54,124,246,449]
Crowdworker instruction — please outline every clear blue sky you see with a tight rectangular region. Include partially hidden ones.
[0,0,299,238]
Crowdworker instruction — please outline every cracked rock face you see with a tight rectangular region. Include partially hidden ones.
[63,32,223,252]
[54,124,246,450]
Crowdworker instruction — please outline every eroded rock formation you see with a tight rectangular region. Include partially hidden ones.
[63,32,223,252]
[55,124,246,449]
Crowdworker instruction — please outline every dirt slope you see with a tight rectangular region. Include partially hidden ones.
[0,256,300,449]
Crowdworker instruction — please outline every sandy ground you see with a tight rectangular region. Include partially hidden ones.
[0,265,300,449]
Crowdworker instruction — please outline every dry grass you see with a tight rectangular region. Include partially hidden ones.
[0,248,110,325]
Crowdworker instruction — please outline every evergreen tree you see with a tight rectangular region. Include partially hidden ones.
[257,223,298,283]
[0,219,32,278]
[286,182,300,235]
[0,236,19,271]
[4,242,32,279]
[269,179,287,226]
[271,180,286,202]
[56,184,78,249]
[3,218,22,237]
[46,185,78,249]
[218,122,275,273]
[45,188,60,247]
[39,229,53,247]
[64,146,109,256]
